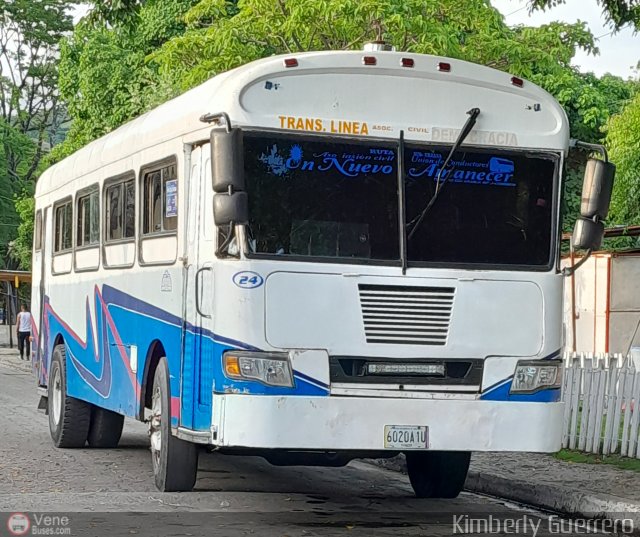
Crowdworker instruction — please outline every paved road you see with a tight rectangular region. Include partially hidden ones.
[0,354,590,536]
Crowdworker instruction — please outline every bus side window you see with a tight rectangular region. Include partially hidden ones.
[53,201,72,253]
[105,178,135,242]
[142,160,177,235]
[76,187,100,248]
[34,210,42,251]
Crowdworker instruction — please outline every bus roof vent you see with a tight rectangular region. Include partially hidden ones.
[363,41,396,52]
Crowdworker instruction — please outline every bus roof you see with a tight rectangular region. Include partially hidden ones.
[37,50,569,196]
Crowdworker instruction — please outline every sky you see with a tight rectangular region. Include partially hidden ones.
[492,0,639,78]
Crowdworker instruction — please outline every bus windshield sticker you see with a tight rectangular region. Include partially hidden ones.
[165,179,178,217]
[407,151,516,187]
[259,143,395,178]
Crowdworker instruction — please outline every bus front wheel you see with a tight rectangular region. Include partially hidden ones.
[48,344,92,448]
[405,451,471,498]
[149,357,198,492]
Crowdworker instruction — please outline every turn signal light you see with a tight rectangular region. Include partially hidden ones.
[401,57,415,68]
[511,76,524,88]
[224,356,241,377]
[438,62,451,72]
[362,56,377,66]
[283,58,298,68]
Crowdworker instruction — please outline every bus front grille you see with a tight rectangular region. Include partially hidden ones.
[358,284,455,345]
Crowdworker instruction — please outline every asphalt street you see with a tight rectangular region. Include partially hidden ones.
[0,355,593,536]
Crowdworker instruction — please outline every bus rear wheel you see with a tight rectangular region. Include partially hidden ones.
[405,451,471,498]
[87,407,125,448]
[48,344,92,448]
[149,357,198,492]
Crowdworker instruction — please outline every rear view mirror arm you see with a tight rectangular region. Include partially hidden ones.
[570,139,608,162]
[562,247,593,277]
[200,111,232,132]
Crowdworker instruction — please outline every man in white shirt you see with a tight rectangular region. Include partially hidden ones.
[15,304,32,361]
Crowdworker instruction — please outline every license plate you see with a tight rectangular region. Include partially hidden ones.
[384,425,429,449]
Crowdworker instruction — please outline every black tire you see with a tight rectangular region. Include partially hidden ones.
[48,344,92,448]
[405,451,471,498]
[87,406,125,448]
[149,357,198,492]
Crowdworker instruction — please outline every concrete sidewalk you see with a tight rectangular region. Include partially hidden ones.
[0,345,32,372]
[468,452,640,526]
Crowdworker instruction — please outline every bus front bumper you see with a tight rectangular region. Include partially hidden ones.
[211,394,563,452]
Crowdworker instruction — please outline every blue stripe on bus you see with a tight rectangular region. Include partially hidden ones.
[44,285,330,433]
[480,380,561,402]
[479,349,562,402]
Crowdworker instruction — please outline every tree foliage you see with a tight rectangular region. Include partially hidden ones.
[53,0,197,160]
[530,0,640,32]
[10,195,35,271]
[607,92,640,226]
[0,0,72,269]
[151,0,598,91]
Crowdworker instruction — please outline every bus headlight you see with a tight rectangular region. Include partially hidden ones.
[510,360,562,394]
[223,351,294,387]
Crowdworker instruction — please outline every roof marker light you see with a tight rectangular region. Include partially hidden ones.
[437,62,451,72]
[283,58,298,68]
[362,56,377,66]
[511,76,524,88]
[401,57,415,68]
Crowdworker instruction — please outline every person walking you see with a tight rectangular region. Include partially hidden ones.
[15,304,32,361]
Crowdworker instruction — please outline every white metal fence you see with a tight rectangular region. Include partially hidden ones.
[562,353,640,458]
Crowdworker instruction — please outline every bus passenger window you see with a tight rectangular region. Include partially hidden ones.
[54,202,72,253]
[125,181,135,237]
[106,179,135,242]
[34,211,42,251]
[142,162,177,235]
[77,189,99,247]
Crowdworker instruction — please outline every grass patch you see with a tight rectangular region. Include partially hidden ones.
[555,449,640,472]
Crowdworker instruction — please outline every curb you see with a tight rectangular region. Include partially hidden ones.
[466,470,640,529]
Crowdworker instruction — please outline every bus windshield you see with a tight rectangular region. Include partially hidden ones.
[243,132,558,268]
[243,133,400,261]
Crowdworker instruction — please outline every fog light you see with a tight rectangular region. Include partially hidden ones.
[223,351,294,387]
[510,360,562,394]
[367,363,445,376]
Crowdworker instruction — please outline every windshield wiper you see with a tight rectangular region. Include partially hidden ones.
[407,107,481,241]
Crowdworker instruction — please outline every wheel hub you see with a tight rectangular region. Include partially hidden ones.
[149,386,162,468]
[51,366,62,426]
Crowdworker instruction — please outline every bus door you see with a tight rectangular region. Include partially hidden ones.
[182,143,215,430]
[34,206,51,386]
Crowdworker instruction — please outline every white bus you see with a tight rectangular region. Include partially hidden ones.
[31,45,613,496]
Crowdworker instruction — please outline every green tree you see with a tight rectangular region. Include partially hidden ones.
[607,92,640,226]
[150,0,598,91]
[53,0,198,162]
[0,0,73,269]
[10,195,35,271]
[530,0,640,32]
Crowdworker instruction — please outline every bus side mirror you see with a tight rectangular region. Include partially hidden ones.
[580,159,615,220]
[213,191,248,225]
[572,217,604,251]
[211,128,245,193]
